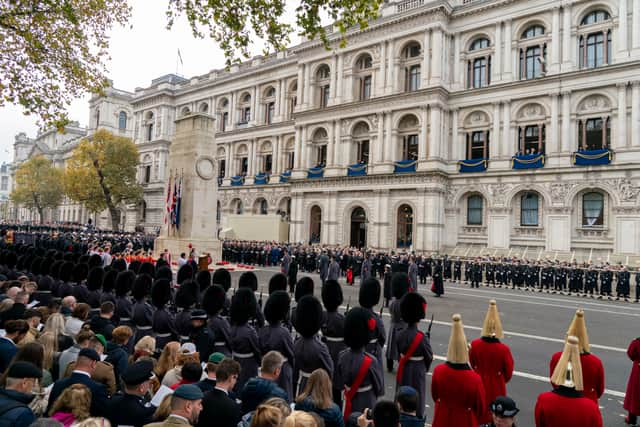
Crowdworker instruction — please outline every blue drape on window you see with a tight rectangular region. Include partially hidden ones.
[521,194,539,226]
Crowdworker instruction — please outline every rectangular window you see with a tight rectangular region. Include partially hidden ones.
[406,65,420,92]
[242,107,251,123]
[266,102,275,124]
[520,194,539,226]
[264,155,273,173]
[0,176,7,191]
[582,193,604,226]
[218,160,226,177]
[317,145,327,166]
[467,131,489,159]
[144,166,151,183]
[357,140,370,163]
[287,152,294,170]
[241,157,248,175]
[360,76,372,101]
[221,112,228,131]
[473,58,487,88]
[467,196,483,225]
[402,135,419,160]
[320,85,330,108]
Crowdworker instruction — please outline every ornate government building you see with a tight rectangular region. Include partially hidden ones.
[12,0,640,260]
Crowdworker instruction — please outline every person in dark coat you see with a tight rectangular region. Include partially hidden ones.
[230,288,262,394]
[260,291,295,400]
[432,260,444,296]
[114,270,135,328]
[0,320,29,373]
[321,279,346,405]
[88,301,116,341]
[407,257,418,291]
[395,292,433,419]
[318,251,330,285]
[382,265,392,307]
[0,362,41,427]
[335,307,384,421]
[359,278,385,363]
[386,272,410,374]
[291,276,314,332]
[293,295,334,396]
[288,256,299,294]
[328,255,340,282]
[196,359,242,427]
[240,350,289,413]
[203,284,232,356]
[175,280,199,342]
[535,336,603,427]
[131,274,154,345]
[190,309,216,362]
[106,360,156,427]
[151,278,177,348]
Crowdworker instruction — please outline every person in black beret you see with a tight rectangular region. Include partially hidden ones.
[0,361,41,427]
[190,309,215,362]
[480,396,519,427]
[106,360,156,427]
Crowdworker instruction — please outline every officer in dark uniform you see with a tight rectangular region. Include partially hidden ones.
[453,258,462,283]
[599,265,613,299]
[471,260,482,288]
[585,266,598,297]
[106,360,156,427]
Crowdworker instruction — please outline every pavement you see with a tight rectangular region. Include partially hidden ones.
[225,266,636,427]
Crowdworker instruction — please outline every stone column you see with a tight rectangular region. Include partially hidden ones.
[336,54,344,103]
[326,121,337,177]
[384,111,393,162]
[422,30,431,87]
[492,103,501,158]
[503,20,512,81]
[273,135,281,175]
[387,39,396,94]
[378,190,390,249]
[229,92,236,131]
[251,87,258,126]
[330,55,338,104]
[632,81,640,146]
[378,42,387,94]
[294,127,302,169]
[296,65,304,108]
[245,139,256,184]
[304,64,311,108]
[619,0,629,58]
[423,189,445,252]
[429,105,442,159]
[550,7,561,74]
[419,106,428,163]
[225,143,232,179]
[276,80,284,120]
[334,119,342,166]
[502,101,511,156]
[300,127,308,170]
[634,0,640,52]
[549,94,559,154]
[561,91,571,152]
[376,112,384,167]
[451,108,460,160]
[562,4,572,71]
[493,22,502,82]
[453,33,461,88]
[431,28,443,85]
[617,83,628,148]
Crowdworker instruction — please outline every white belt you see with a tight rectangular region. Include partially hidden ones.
[400,354,424,361]
[156,333,172,338]
[136,325,152,330]
[369,338,378,344]
[325,336,344,342]
[345,384,373,393]
[120,317,131,321]
[233,352,255,359]
[214,341,226,346]
[299,370,312,378]
[179,335,190,341]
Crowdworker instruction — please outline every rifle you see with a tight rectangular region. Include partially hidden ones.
[258,290,263,309]
[426,314,434,339]
[345,296,351,313]
[379,304,384,318]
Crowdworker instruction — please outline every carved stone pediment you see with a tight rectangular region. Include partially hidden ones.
[577,95,611,114]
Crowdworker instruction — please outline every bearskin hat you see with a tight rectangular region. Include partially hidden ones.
[230,287,257,326]
[37,275,53,292]
[4,251,17,269]
[39,258,51,276]
[295,295,323,338]
[78,255,89,265]
[151,278,172,308]
[400,292,427,324]
[132,274,153,301]
[321,280,343,312]
[111,258,127,272]
[202,284,226,316]
[59,262,75,282]
[128,259,142,274]
[264,291,290,325]
[49,260,63,280]
[294,277,314,302]
[30,257,42,275]
[344,307,375,350]
[88,254,103,269]
[268,273,288,294]
[63,253,74,262]
[115,270,136,297]
[102,269,117,293]
[359,277,381,309]
[238,271,258,292]
[87,267,105,291]
[155,258,168,269]
[196,270,211,293]
[177,264,194,285]
[212,269,231,292]
[138,262,156,279]
[156,266,173,282]
[175,279,199,309]
[72,263,89,283]
[392,272,411,299]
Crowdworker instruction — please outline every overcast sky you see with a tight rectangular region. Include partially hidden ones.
[0,0,301,164]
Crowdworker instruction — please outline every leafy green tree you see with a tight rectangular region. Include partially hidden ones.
[64,129,142,231]
[10,155,64,223]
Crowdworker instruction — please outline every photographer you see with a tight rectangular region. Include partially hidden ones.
[356,401,400,427]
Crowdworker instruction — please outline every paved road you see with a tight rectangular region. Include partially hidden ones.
[227,267,636,427]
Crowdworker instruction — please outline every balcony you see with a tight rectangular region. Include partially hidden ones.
[393,160,417,174]
[307,166,325,179]
[254,173,270,185]
[513,226,544,238]
[230,175,245,186]
[396,0,424,13]
[572,148,612,166]
[576,227,609,239]
[279,170,291,183]
[458,159,488,173]
[512,154,545,170]
[347,163,368,177]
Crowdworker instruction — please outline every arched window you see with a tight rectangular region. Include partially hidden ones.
[467,195,483,225]
[259,199,268,215]
[118,111,127,130]
[312,128,328,167]
[232,199,244,215]
[310,206,322,243]
[355,54,373,101]
[316,65,331,108]
[522,25,545,39]
[140,201,147,222]
[467,38,491,88]
[263,87,276,124]
[239,93,251,124]
[199,103,209,113]
[520,193,539,226]
[466,130,490,160]
[579,10,612,69]
[517,124,545,154]
[398,115,419,161]
[219,98,230,131]
[397,204,413,248]
[403,42,421,58]
[578,117,610,150]
[401,42,421,92]
[357,55,372,70]
[265,87,276,97]
[582,192,604,227]
[469,38,490,51]
[145,112,154,141]
[181,107,191,117]
[352,122,370,164]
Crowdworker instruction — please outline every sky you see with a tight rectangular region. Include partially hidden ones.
[0,0,301,164]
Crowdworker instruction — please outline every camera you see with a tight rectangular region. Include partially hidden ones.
[365,409,373,420]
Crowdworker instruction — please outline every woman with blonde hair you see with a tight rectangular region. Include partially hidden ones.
[295,369,343,427]
[283,411,319,427]
[161,345,200,387]
[155,341,180,382]
[249,404,284,427]
[131,335,156,363]
[43,313,73,352]
[49,383,92,426]
[38,332,60,381]
[65,303,90,338]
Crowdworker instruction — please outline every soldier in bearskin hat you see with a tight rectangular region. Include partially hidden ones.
[321,279,346,405]
[202,284,231,356]
[151,278,177,348]
[86,266,104,312]
[260,290,294,400]
[535,336,602,427]
[196,270,211,295]
[132,274,154,344]
[395,292,433,419]
[359,277,385,363]
[230,287,261,393]
[176,264,194,286]
[100,269,117,305]
[212,268,232,316]
[290,276,314,332]
[431,314,485,427]
[114,270,135,328]
[549,309,604,404]
[268,273,288,295]
[238,271,265,328]
[386,272,410,373]
[469,300,514,425]
[293,295,333,396]
[174,279,199,343]
[336,306,384,422]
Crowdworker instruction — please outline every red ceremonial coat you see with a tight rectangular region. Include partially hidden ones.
[431,362,485,427]
[549,351,604,403]
[535,387,602,427]
[624,338,640,414]
[469,337,514,424]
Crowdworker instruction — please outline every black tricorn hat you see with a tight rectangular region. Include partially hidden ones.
[151,278,172,308]
[294,276,314,302]
[238,271,258,291]
[196,270,212,293]
[177,264,194,285]
[344,306,374,350]
[295,295,323,338]
[321,280,343,312]
[391,272,411,299]
[212,268,231,292]
[132,274,153,301]
[230,287,257,326]
[175,279,198,309]
[87,267,105,291]
[202,284,226,316]
[400,292,427,324]
[359,277,381,308]
[264,291,290,325]
[268,273,288,294]
[115,270,136,297]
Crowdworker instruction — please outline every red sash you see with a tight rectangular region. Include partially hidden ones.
[396,331,424,383]
[343,354,373,422]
